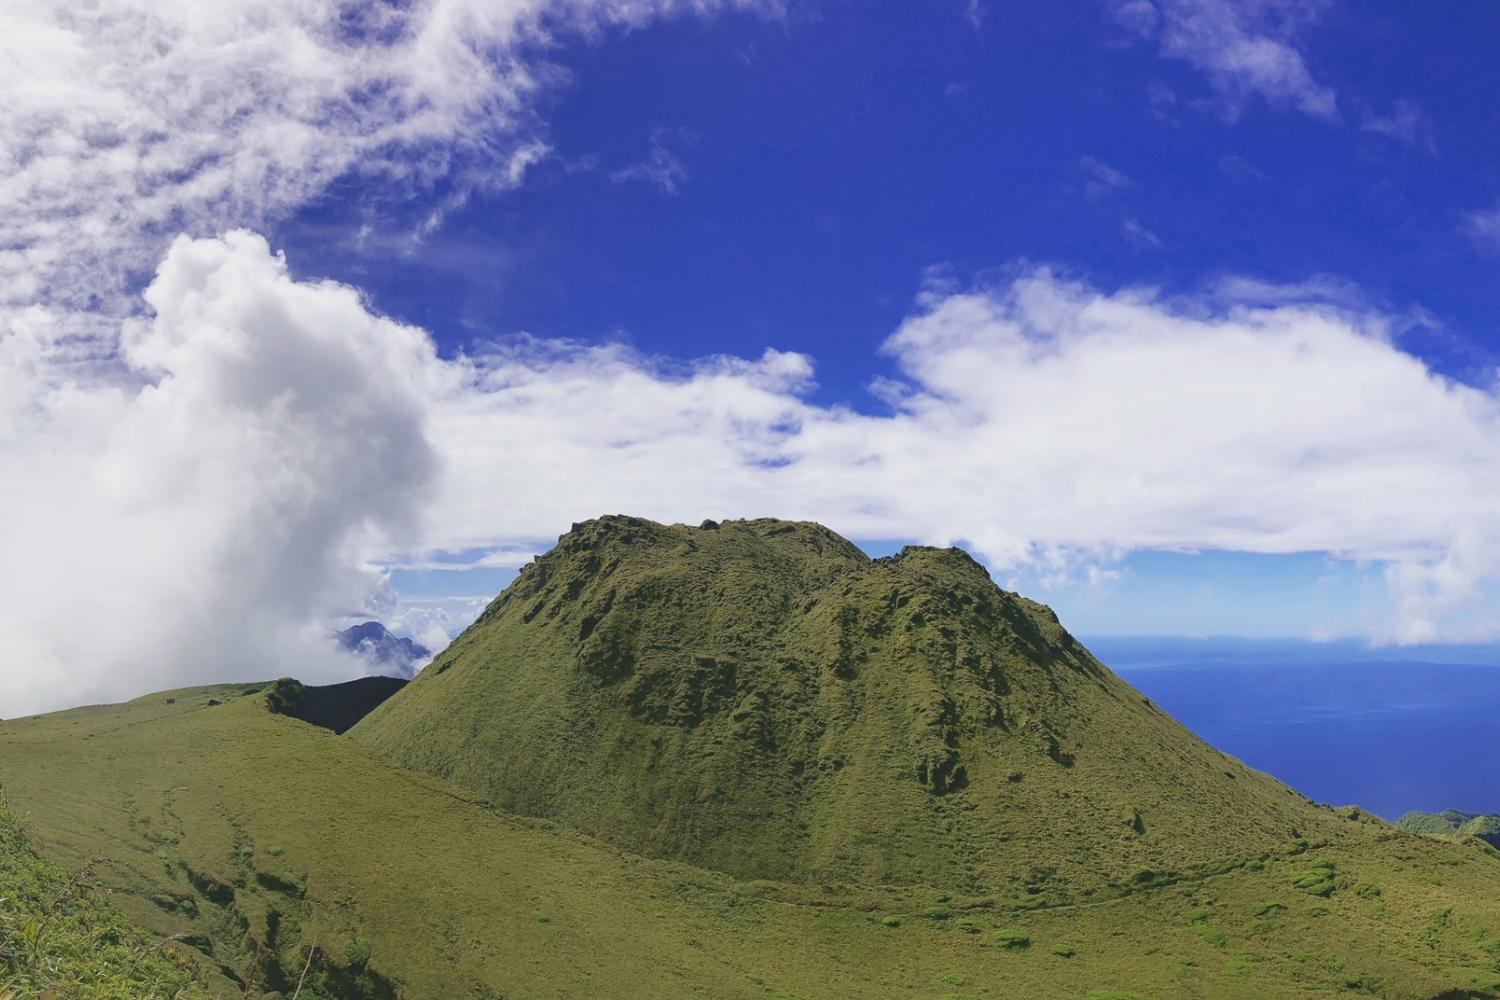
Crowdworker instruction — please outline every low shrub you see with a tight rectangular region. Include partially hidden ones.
[992,929,1030,950]
[1291,859,1342,897]
[1192,925,1226,949]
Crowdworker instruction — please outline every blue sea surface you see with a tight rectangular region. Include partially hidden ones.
[1085,638,1500,821]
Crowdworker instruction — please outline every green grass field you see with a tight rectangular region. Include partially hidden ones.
[1398,811,1500,851]
[2,683,1499,998]
[0,794,206,998]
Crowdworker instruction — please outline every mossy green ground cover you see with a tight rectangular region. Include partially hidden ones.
[0,796,206,998]
[352,517,1352,897]
[1399,811,1500,851]
[1,519,1499,997]
[2,684,1498,997]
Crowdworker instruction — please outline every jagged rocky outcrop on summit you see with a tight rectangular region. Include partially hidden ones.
[351,516,1348,897]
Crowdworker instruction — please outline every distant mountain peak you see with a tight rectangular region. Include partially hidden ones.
[335,621,430,680]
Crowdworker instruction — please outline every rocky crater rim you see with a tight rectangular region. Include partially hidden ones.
[532,514,1012,585]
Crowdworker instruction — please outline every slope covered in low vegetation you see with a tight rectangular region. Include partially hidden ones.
[352,516,1349,896]
[1398,811,1500,850]
[1,520,1499,998]
[0,796,207,998]
[2,683,1499,998]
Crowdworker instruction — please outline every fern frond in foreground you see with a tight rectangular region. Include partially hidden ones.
[0,798,206,999]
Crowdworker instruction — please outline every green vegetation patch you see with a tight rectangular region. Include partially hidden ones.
[992,929,1031,950]
[1397,809,1500,850]
[1191,925,1227,949]
[348,516,1357,895]
[4,519,1500,998]
[1291,859,1343,897]
[0,800,207,998]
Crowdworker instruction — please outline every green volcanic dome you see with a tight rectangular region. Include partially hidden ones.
[352,516,1343,898]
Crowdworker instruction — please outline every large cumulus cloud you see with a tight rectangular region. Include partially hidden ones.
[6,233,1500,717]
[0,233,442,715]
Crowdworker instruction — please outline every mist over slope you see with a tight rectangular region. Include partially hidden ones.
[352,516,1347,896]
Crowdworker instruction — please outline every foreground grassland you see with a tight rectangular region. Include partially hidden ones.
[2,687,1499,999]
[0,797,206,998]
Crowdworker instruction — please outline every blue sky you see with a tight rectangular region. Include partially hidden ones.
[277,0,1500,392]
[275,0,1500,642]
[7,0,1500,712]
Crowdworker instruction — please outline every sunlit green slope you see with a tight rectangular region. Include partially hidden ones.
[3,680,1499,998]
[352,516,1349,897]
[1398,810,1500,850]
[4,516,1500,997]
[0,797,207,999]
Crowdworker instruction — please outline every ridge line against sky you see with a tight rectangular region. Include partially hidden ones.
[3,0,1500,714]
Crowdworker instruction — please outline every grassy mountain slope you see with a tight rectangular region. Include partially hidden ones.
[6,681,1500,999]
[0,797,207,999]
[1398,811,1500,850]
[3,684,1500,998]
[352,516,1348,897]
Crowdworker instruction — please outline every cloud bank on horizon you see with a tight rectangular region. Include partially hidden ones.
[2,0,1498,715]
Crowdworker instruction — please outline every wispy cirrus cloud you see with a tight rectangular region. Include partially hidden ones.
[1462,203,1500,254]
[1080,156,1134,199]
[1121,218,1163,248]
[0,0,779,365]
[1111,0,1338,121]
[609,127,694,195]
[1361,98,1437,152]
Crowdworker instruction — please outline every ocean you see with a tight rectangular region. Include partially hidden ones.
[1086,638,1500,821]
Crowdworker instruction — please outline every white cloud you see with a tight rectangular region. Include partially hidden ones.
[411,263,1500,647]
[0,232,446,716]
[1115,0,1338,121]
[962,0,986,32]
[1080,156,1133,199]
[0,0,778,365]
[1463,203,1500,254]
[1121,218,1163,248]
[609,127,693,195]
[1112,0,1162,39]
[1360,98,1437,151]
[6,235,1500,715]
